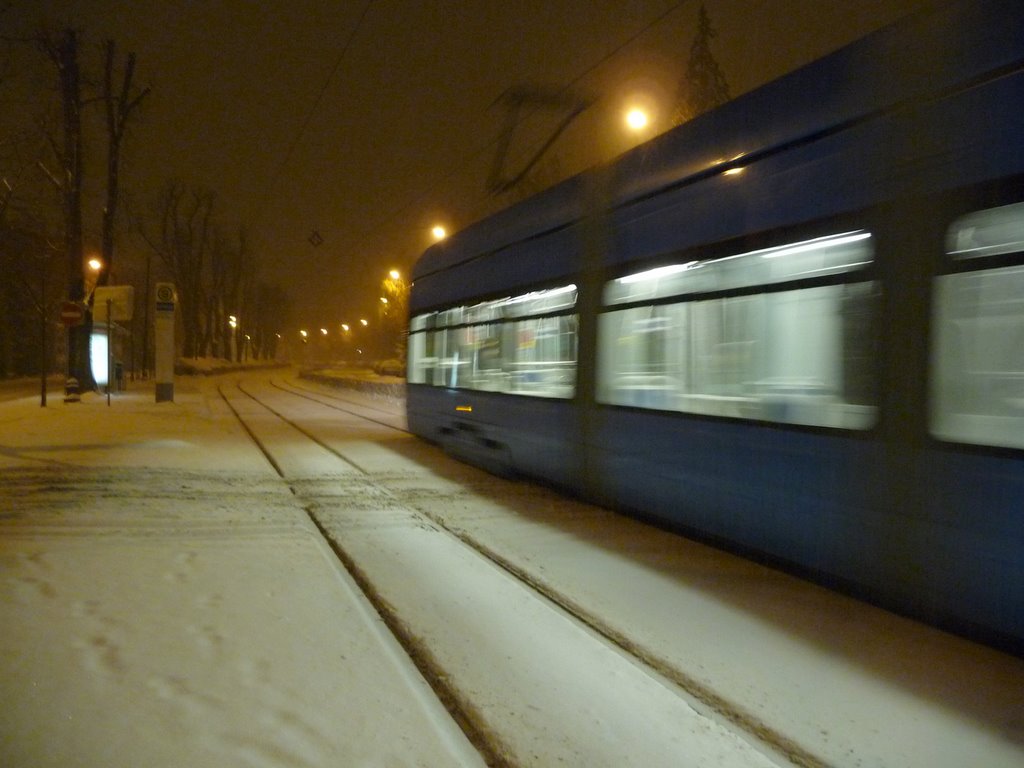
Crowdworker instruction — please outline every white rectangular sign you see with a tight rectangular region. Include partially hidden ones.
[93,285,135,322]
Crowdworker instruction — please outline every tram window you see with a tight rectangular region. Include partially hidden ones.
[598,230,877,428]
[947,201,1024,259]
[407,284,578,398]
[598,283,878,428]
[604,230,872,306]
[931,203,1024,449]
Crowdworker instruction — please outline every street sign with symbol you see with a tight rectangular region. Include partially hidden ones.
[155,283,176,313]
[60,301,84,326]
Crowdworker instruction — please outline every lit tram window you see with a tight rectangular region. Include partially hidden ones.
[604,230,872,306]
[408,284,578,399]
[931,203,1024,450]
[597,231,878,429]
[947,201,1024,259]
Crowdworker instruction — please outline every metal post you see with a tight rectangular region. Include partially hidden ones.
[107,297,112,406]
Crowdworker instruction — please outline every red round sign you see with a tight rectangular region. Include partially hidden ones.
[60,301,84,326]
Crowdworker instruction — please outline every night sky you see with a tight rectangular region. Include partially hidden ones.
[6,0,929,332]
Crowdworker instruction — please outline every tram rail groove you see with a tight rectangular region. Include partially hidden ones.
[217,381,513,767]
[272,377,407,426]
[221,377,813,767]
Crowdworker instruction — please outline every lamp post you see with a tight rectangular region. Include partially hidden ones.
[228,315,238,361]
[379,268,409,363]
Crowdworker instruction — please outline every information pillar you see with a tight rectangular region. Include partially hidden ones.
[154,283,176,403]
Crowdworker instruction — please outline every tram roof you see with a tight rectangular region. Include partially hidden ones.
[412,0,1023,286]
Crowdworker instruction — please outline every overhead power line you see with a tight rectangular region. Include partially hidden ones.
[254,0,376,226]
[344,0,693,257]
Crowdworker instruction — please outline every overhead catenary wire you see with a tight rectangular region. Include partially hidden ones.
[332,0,695,261]
[252,0,376,227]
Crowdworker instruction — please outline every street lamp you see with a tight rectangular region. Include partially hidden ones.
[228,315,238,361]
[431,225,446,241]
[625,107,649,131]
[84,257,104,300]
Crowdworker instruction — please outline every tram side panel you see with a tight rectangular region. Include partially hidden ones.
[406,1,1024,652]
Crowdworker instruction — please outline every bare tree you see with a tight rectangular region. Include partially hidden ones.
[99,39,149,285]
[136,181,277,363]
[37,27,91,389]
[151,181,215,358]
[207,225,249,360]
[249,281,288,361]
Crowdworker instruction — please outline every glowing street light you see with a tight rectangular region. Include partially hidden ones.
[389,269,401,280]
[299,329,308,338]
[359,319,368,327]
[341,323,350,332]
[625,107,649,131]
[431,225,446,241]
[87,257,103,272]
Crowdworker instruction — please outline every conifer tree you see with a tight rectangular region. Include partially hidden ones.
[673,3,731,124]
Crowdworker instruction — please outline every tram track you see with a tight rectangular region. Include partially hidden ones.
[216,379,509,767]
[217,376,812,768]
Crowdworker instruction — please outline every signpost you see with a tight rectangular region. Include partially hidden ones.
[60,301,86,404]
[154,283,176,402]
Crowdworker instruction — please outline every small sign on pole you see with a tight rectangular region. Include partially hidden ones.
[60,301,84,326]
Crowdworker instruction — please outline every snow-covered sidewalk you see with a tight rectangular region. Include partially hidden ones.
[0,380,484,767]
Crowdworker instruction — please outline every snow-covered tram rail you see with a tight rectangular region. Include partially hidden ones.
[216,376,796,766]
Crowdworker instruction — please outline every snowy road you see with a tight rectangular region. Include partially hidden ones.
[3,370,1024,767]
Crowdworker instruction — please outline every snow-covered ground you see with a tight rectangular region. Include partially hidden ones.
[2,371,1023,767]
[0,378,484,767]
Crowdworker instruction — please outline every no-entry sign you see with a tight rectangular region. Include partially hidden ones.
[60,301,84,326]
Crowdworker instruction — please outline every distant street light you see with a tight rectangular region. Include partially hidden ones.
[389,269,401,280]
[87,258,103,272]
[431,225,446,241]
[360,319,368,326]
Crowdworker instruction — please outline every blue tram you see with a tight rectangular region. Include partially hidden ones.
[406,0,1024,653]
